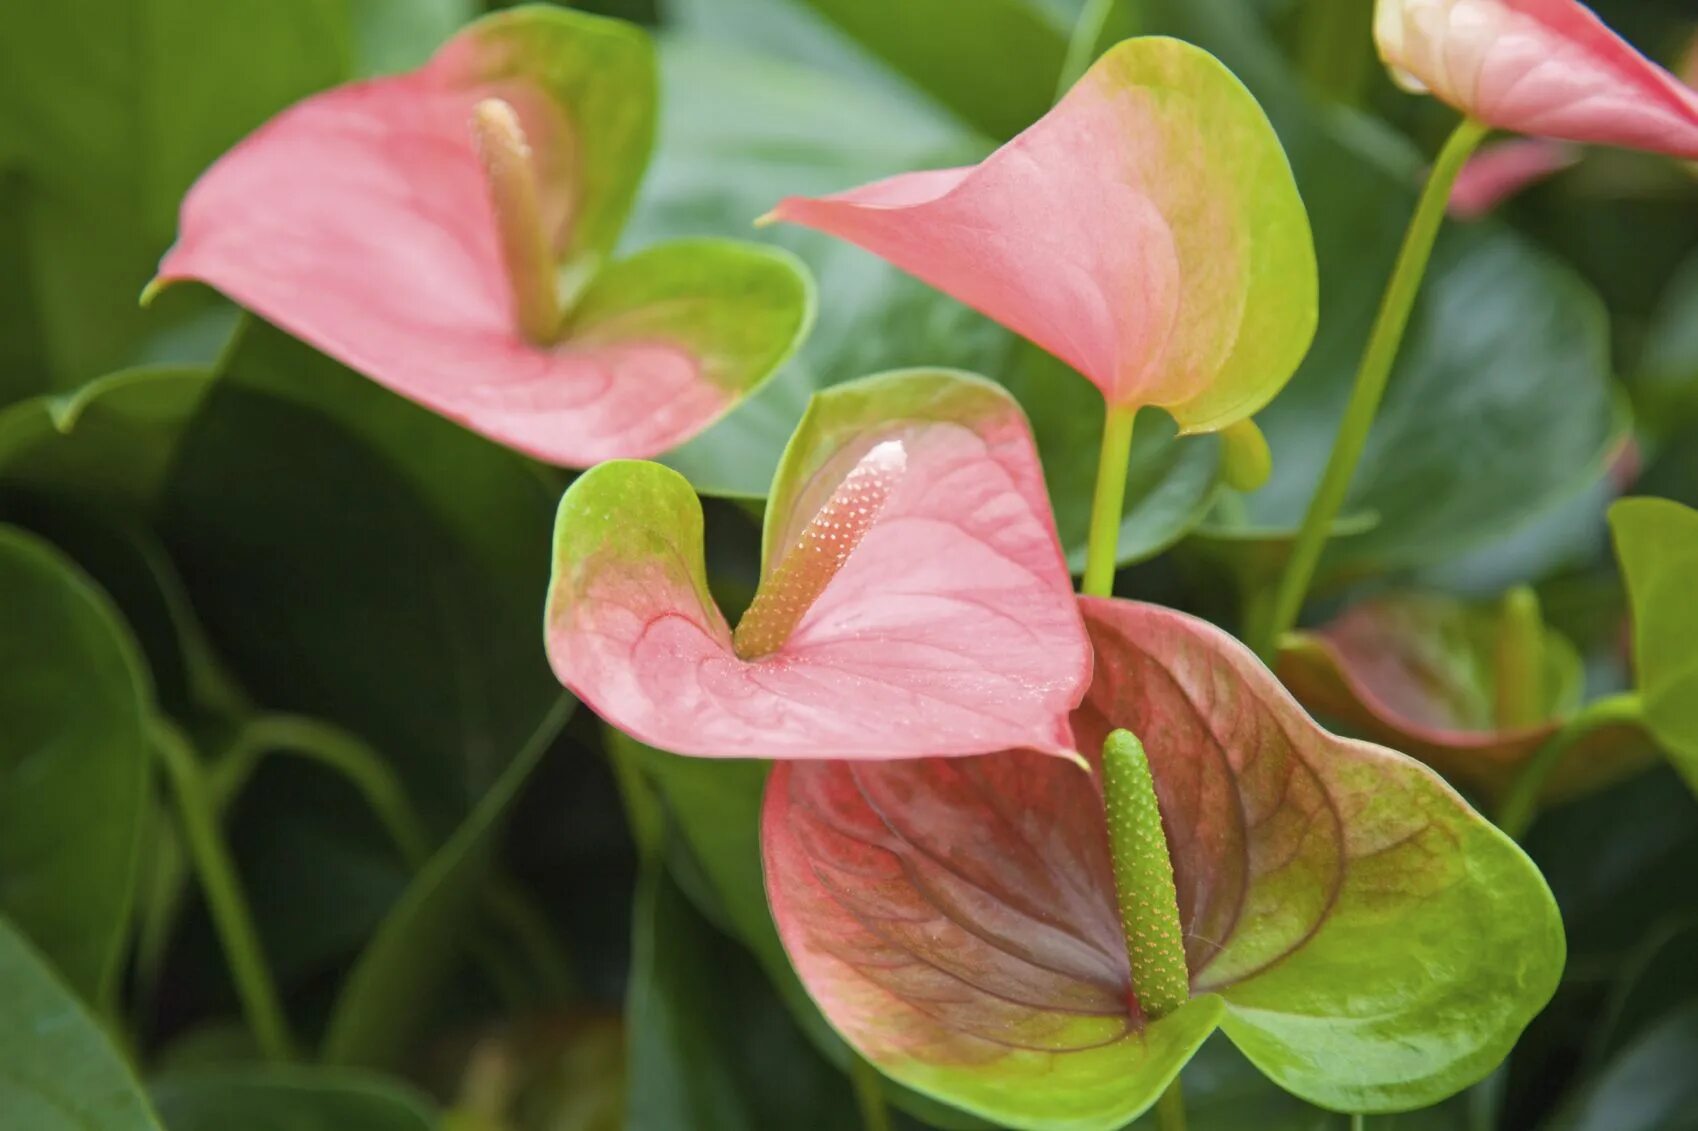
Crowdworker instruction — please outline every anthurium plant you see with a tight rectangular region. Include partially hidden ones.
[2,1,1697,1130]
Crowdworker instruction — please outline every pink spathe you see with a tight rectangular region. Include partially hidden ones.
[767,41,1293,420]
[153,18,769,467]
[1376,0,1698,157]
[545,404,1092,761]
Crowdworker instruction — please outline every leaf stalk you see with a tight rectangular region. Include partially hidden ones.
[1082,403,1138,598]
[1255,116,1490,659]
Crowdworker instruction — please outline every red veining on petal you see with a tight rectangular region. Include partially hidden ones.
[733,440,907,660]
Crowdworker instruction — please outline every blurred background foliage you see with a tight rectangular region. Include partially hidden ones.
[2,0,1697,1128]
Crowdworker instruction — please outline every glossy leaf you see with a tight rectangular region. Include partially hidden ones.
[546,369,1089,761]
[792,0,1070,139]
[770,37,1318,433]
[0,366,215,515]
[1374,0,1698,158]
[1278,592,1654,802]
[151,1067,436,1131]
[0,526,150,1004]
[763,599,1563,1128]
[156,7,811,466]
[0,915,162,1131]
[0,0,348,386]
[1610,496,1698,792]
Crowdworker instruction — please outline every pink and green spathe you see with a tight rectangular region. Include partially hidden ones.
[150,6,811,467]
[764,37,1317,438]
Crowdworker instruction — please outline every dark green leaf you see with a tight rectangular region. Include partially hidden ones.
[0,0,349,384]
[0,914,163,1130]
[151,1067,437,1131]
[321,698,572,1069]
[160,319,565,828]
[0,526,150,1004]
[1549,1003,1698,1131]
[788,0,1070,138]
[625,868,859,1131]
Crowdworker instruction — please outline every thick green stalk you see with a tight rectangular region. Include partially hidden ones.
[1101,730,1189,1019]
[1256,117,1490,660]
[1082,404,1138,598]
[1493,587,1545,731]
[850,1055,893,1131]
[150,719,296,1061]
[1351,1115,1367,1131]
[1498,693,1642,841]
[1156,1078,1188,1131]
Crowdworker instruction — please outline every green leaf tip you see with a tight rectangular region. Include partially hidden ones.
[1100,728,1189,1022]
[1493,585,1545,731]
[138,276,170,309]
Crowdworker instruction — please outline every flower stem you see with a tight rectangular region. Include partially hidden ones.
[1498,693,1642,841]
[850,1054,893,1131]
[1156,1076,1188,1131]
[1351,1115,1367,1131]
[150,718,296,1061]
[1101,730,1189,1020]
[1255,117,1489,660]
[1082,404,1138,598]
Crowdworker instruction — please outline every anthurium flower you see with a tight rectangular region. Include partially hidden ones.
[763,598,1563,1130]
[764,37,1317,436]
[149,6,812,466]
[544,368,1090,760]
[1449,139,1579,217]
[1278,591,1655,804]
[1374,0,1698,158]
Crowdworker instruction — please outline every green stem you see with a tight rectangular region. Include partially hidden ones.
[1351,1115,1367,1131]
[850,1054,893,1131]
[1298,0,1375,104]
[1256,117,1489,660]
[1156,1076,1188,1131]
[1082,404,1138,598]
[1497,693,1642,841]
[150,718,296,1061]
